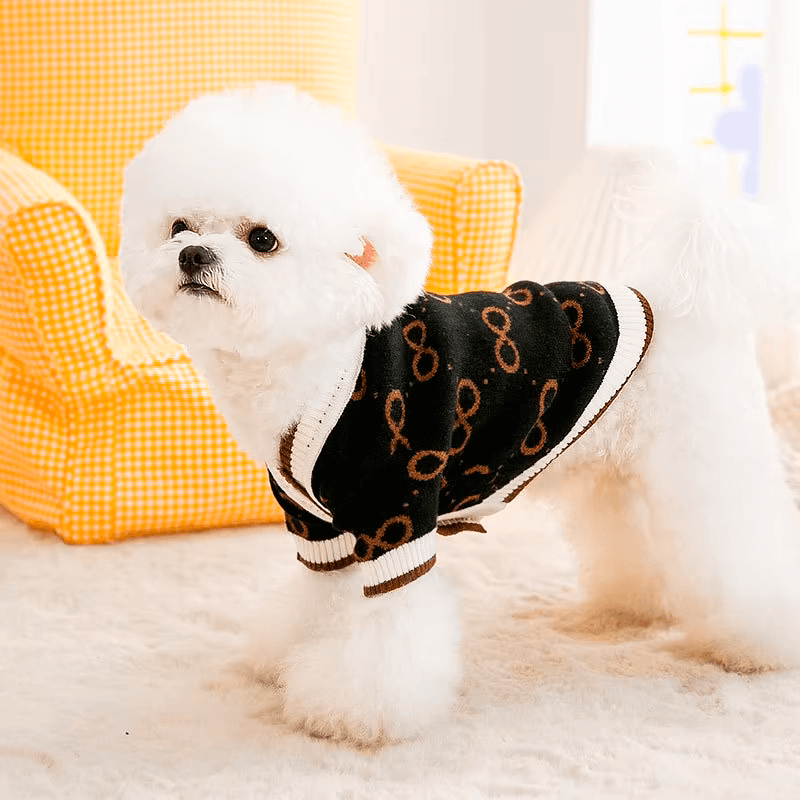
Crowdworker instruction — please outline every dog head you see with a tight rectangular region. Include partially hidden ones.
[119,84,432,360]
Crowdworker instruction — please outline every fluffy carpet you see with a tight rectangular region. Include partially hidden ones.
[2,495,799,799]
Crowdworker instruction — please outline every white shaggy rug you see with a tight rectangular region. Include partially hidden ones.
[2,495,799,800]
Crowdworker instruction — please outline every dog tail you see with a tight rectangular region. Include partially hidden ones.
[618,177,799,333]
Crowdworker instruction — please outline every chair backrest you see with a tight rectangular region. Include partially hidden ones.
[0,0,359,259]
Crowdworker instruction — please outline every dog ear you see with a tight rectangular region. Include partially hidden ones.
[345,238,378,270]
[361,197,432,327]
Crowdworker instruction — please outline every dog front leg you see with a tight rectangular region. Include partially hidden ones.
[244,561,363,685]
[279,567,463,745]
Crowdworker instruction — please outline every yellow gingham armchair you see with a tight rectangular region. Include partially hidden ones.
[0,0,522,543]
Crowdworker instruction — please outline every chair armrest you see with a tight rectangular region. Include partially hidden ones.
[384,145,522,294]
[0,147,181,394]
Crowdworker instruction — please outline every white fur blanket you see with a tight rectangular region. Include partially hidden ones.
[1,496,798,799]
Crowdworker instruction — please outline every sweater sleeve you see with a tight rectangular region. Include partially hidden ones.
[310,320,450,596]
[268,471,356,573]
[309,285,565,597]
[311,437,442,596]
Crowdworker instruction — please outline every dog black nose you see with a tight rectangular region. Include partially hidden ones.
[178,245,217,276]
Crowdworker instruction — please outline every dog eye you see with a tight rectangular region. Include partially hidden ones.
[170,219,190,237]
[248,227,279,254]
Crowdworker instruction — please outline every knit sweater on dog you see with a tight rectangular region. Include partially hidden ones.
[267,280,654,596]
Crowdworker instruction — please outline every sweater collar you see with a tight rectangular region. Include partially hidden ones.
[269,328,366,515]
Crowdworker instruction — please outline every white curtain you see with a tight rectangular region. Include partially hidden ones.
[760,0,800,224]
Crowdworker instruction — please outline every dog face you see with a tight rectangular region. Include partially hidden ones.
[120,85,432,360]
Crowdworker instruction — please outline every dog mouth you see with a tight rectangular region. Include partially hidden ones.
[178,281,224,301]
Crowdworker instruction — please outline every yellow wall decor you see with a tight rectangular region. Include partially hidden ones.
[687,1,766,194]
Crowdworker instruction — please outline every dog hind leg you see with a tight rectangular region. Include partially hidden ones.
[636,327,800,672]
[553,464,671,634]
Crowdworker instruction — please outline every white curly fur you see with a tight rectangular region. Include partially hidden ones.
[120,84,800,745]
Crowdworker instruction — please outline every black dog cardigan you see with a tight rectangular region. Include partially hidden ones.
[267,280,654,597]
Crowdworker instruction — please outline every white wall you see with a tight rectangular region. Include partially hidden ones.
[487,0,590,218]
[357,0,491,159]
[761,0,800,221]
[357,0,591,221]
[586,0,686,150]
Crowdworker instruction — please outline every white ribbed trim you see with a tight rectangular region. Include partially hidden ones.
[268,441,333,522]
[293,532,356,566]
[266,329,365,523]
[438,282,651,522]
[292,329,366,503]
[436,501,506,526]
[362,530,437,589]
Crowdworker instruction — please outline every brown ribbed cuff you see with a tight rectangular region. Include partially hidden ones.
[438,520,486,536]
[363,555,437,597]
[297,552,357,572]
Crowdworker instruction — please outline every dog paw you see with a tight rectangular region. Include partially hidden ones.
[553,604,673,641]
[666,632,790,674]
[281,666,399,745]
[280,634,459,745]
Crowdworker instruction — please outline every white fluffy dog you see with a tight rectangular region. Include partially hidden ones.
[120,84,800,746]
